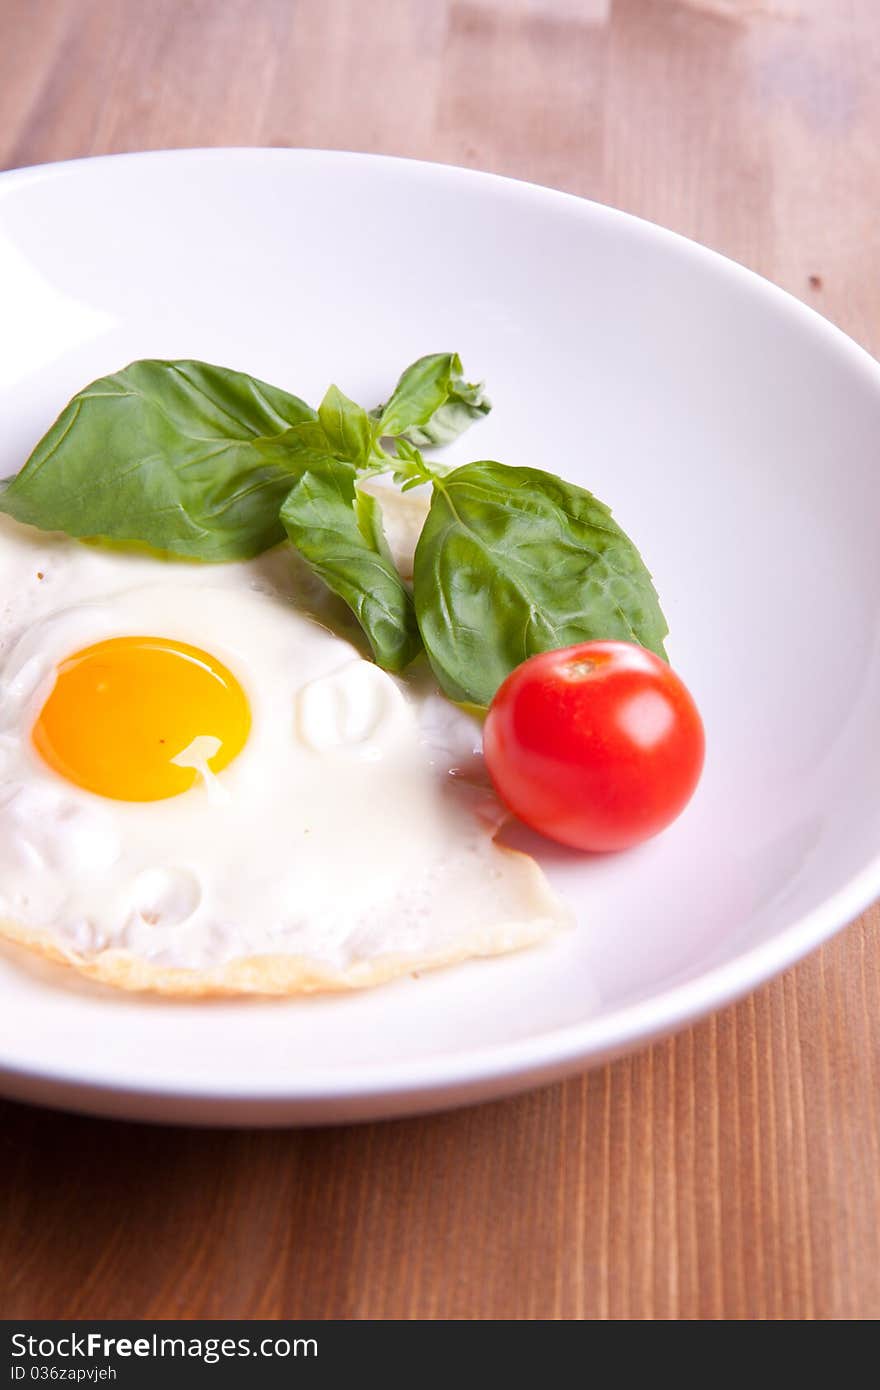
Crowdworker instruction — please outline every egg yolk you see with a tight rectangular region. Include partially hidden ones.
[32,636,251,802]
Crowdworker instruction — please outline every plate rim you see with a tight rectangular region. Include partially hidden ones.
[2,145,880,1120]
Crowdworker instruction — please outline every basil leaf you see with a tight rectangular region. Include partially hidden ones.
[413,461,668,706]
[375,352,491,444]
[0,359,324,561]
[354,487,395,564]
[280,460,421,673]
[403,377,491,448]
[318,384,377,469]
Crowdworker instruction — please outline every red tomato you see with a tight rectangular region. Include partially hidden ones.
[482,641,704,852]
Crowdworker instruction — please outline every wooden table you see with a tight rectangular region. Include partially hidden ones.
[1,0,879,1321]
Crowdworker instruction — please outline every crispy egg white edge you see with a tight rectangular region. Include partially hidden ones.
[0,843,566,997]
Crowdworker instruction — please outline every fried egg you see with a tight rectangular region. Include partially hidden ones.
[0,498,568,996]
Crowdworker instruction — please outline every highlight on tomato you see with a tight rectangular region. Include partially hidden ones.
[482,640,705,853]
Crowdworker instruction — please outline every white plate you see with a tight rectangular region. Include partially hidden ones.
[1,149,879,1125]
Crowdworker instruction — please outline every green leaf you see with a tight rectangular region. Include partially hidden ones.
[0,359,325,561]
[318,384,378,469]
[280,460,422,673]
[354,488,394,564]
[403,377,491,447]
[375,352,491,445]
[413,461,668,706]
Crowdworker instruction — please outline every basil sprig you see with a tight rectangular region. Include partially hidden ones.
[0,352,668,705]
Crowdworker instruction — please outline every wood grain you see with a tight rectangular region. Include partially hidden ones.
[1,0,879,1321]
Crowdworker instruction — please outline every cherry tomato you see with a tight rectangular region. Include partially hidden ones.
[482,640,704,852]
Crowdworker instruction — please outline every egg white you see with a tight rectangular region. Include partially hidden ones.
[0,510,569,993]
